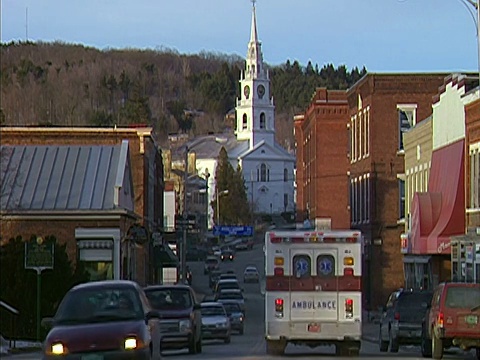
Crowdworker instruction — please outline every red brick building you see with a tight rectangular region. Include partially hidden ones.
[345,73,447,308]
[0,127,165,286]
[294,88,350,229]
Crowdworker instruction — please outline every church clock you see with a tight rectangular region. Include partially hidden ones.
[244,85,250,99]
[257,84,265,99]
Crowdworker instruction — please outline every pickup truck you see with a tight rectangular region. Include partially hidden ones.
[421,282,480,359]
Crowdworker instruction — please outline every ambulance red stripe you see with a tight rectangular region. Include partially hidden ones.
[265,275,361,292]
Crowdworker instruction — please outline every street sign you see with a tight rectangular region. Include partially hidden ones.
[213,225,253,236]
[24,237,54,270]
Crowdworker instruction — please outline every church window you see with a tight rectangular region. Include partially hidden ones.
[260,113,266,129]
[243,114,248,130]
[284,168,288,182]
[252,65,256,73]
[260,163,267,182]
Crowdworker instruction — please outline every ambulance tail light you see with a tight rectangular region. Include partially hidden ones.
[270,237,281,243]
[344,267,354,276]
[274,257,284,266]
[343,257,354,266]
[274,267,284,276]
[345,298,353,318]
[275,298,284,317]
[346,237,357,243]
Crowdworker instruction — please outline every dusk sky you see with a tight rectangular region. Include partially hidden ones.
[2,0,479,73]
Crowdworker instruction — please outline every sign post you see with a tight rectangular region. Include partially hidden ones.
[25,237,54,342]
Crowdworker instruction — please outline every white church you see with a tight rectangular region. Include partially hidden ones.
[174,2,295,226]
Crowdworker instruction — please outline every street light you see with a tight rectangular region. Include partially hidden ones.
[461,0,480,81]
[216,189,229,225]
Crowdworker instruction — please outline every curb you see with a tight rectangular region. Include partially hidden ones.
[361,335,378,343]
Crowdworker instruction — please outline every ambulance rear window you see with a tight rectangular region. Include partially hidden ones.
[293,255,311,278]
[316,254,335,277]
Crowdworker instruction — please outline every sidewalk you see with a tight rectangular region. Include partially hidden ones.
[362,310,380,343]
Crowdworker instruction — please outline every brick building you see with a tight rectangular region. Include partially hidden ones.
[0,126,166,285]
[345,73,448,308]
[293,88,350,229]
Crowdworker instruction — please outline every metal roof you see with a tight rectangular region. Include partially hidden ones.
[0,143,132,212]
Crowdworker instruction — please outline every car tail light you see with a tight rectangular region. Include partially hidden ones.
[437,312,444,328]
[394,312,400,321]
[275,298,284,317]
[274,267,284,276]
[345,298,353,318]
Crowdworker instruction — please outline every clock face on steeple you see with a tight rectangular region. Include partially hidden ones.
[244,85,250,99]
[257,84,265,99]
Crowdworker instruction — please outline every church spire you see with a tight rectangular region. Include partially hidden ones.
[250,0,258,43]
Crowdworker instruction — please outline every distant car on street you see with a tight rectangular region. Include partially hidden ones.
[200,302,231,343]
[204,256,220,274]
[220,249,235,261]
[221,301,245,335]
[42,280,162,360]
[214,279,242,295]
[215,289,246,315]
[243,266,260,283]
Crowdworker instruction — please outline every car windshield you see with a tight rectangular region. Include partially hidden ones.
[445,287,480,308]
[206,258,218,264]
[218,292,243,300]
[218,283,239,291]
[54,287,143,324]
[201,306,225,316]
[246,269,257,273]
[223,303,241,315]
[397,292,433,310]
[145,288,192,310]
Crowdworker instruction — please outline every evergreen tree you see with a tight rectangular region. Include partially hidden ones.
[212,147,250,225]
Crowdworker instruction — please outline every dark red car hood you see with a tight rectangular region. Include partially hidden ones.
[45,319,145,353]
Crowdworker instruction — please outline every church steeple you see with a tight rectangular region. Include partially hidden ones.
[235,0,275,148]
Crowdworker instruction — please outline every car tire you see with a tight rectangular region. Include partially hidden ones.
[195,336,202,353]
[379,326,388,352]
[266,339,285,356]
[421,324,432,358]
[475,347,480,360]
[188,336,197,354]
[224,335,231,344]
[388,329,399,353]
[239,327,244,335]
[431,331,443,359]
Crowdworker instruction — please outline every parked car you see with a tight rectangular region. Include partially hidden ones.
[209,269,222,289]
[215,289,246,315]
[214,279,242,295]
[421,282,480,359]
[379,288,433,353]
[220,249,235,261]
[144,285,202,355]
[243,266,260,283]
[211,246,222,257]
[42,280,162,360]
[204,255,220,274]
[200,302,231,343]
[221,301,245,335]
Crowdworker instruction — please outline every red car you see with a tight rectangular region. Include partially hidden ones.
[42,280,162,359]
[421,282,480,359]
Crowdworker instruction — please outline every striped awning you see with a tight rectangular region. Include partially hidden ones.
[77,240,113,249]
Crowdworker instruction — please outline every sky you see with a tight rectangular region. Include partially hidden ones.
[1,0,479,73]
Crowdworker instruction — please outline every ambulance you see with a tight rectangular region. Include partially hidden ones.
[264,230,363,356]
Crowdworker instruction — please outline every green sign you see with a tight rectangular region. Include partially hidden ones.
[25,238,54,269]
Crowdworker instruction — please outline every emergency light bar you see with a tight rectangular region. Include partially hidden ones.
[270,233,360,244]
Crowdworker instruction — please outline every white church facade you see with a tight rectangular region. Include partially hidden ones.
[174,2,295,225]
[229,3,295,215]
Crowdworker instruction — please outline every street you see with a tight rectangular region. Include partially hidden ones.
[4,242,477,359]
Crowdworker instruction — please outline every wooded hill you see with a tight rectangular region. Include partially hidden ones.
[0,41,367,147]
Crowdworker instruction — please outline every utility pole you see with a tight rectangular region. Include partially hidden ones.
[180,146,189,284]
[464,0,480,82]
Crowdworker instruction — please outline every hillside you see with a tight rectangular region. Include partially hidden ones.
[0,41,367,147]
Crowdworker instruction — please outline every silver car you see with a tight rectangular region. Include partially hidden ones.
[200,302,231,343]
[243,266,259,283]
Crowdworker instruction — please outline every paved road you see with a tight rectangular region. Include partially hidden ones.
[4,242,477,359]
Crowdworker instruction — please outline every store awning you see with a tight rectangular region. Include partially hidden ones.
[410,139,465,255]
[153,245,178,268]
